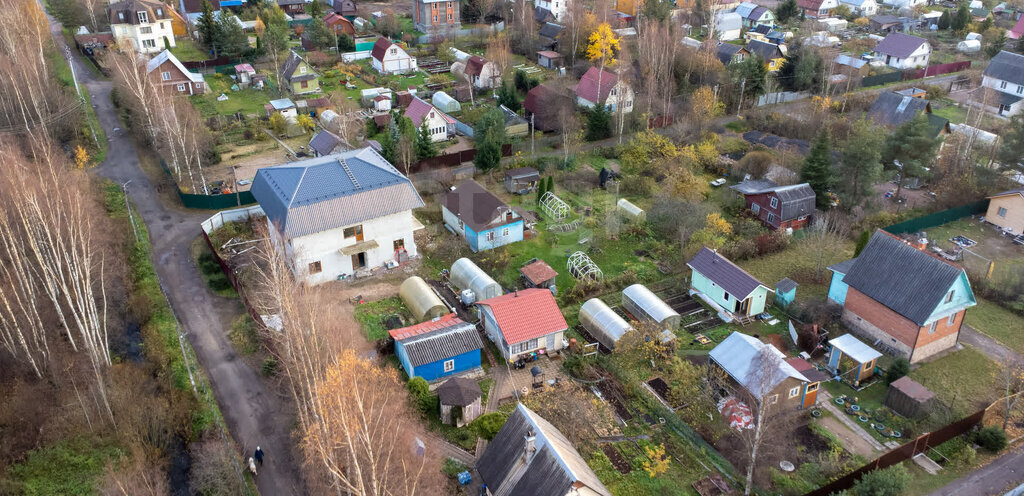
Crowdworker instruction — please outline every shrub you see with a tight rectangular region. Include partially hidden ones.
[208,274,233,291]
[441,458,468,478]
[261,356,278,376]
[755,232,789,256]
[885,358,910,385]
[471,412,508,441]
[407,377,436,413]
[853,463,910,496]
[619,176,655,196]
[976,426,1007,452]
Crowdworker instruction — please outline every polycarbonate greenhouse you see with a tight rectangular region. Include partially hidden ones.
[399,276,448,322]
[621,284,680,330]
[579,298,633,350]
[450,258,503,301]
[616,198,645,222]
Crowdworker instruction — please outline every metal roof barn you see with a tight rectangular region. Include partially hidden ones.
[579,298,633,350]
[450,258,503,301]
[399,276,448,322]
[621,284,680,330]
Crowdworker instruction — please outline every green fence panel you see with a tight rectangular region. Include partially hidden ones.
[161,159,258,210]
[861,71,903,87]
[882,199,989,235]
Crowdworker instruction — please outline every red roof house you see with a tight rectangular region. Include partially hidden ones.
[574,66,634,113]
[324,12,355,37]
[477,288,568,361]
[1010,16,1024,40]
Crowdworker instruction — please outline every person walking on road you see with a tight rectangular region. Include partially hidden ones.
[254,446,264,467]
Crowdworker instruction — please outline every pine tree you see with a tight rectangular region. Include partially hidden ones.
[801,132,834,209]
[985,32,1007,58]
[415,121,438,160]
[952,4,970,31]
[219,13,249,57]
[536,176,547,203]
[854,230,871,257]
[938,9,951,30]
[881,115,940,204]
[306,0,324,18]
[497,80,520,112]
[585,105,612,141]
[839,119,884,207]
[306,16,335,50]
[546,176,554,195]
[197,0,220,55]
[473,108,507,172]
[776,0,798,23]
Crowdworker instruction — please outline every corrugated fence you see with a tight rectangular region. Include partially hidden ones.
[160,159,258,210]
[882,199,989,235]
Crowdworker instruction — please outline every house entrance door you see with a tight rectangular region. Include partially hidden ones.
[351,252,367,269]
[738,298,749,315]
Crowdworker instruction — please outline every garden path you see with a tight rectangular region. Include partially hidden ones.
[818,390,887,453]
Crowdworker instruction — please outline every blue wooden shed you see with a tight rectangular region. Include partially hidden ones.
[775,278,798,307]
[389,314,484,382]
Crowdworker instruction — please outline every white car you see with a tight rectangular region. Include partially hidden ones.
[710,178,727,187]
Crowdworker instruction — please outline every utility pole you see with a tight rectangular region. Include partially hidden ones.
[530,113,535,157]
[65,46,100,149]
[713,84,719,110]
[736,78,746,116]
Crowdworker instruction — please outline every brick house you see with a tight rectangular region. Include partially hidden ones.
[828,231,977,363]
[730,179,815,231]
[412,0,460,35]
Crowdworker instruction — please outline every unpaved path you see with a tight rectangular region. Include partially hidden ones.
[816,415,878,459]
[43,10,304,494]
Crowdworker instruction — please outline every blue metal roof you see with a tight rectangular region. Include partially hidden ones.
[250,147,424,238]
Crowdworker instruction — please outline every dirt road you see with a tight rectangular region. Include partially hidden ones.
[928,443,1024,496]
[42,10,304,495]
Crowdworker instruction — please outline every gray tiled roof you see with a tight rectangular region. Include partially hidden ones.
[873,32,928,58]
[827,257,858,274]
[437,377,481,406]
[250,147,424,238]
[687,247,768,300]
[399,321,482,368]
[985,51,1024,86]
[477,404,612,496]
[281,50,315,82]
[775,277,798,293]
[746,40,783,60]
[842,231,969,326]
[308,130,343,156]
[867,91,930,127]
[444,180,512,232]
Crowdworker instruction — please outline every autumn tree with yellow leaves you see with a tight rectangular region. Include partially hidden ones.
[585,23,620,106]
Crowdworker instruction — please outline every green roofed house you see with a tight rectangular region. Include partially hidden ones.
[687,247,772,323]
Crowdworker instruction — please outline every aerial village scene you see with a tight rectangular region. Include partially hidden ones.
[2,0,1024,492]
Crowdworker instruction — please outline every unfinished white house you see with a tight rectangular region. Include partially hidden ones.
[250,147,425,285]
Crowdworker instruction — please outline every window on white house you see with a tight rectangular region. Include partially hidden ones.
[998,207,1008,217]
[119,12,124,21]
[140,26,152,34]
[308,261,322,274]
[770,197,779,209]
[161,71,171,81]
[1001,81,1008,89]
[142,39,156,48]
[502,227,509,236]
[948,313,956,326]
[788,386,800,398]
[160,22,165,29]
[137,11,149,23]
[928,321,937,334]
[177,83,186,91]
[751,203,760,214]
[444,359,455,372]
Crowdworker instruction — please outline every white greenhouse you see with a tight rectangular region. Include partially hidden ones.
[621,284,680,331]
[616,198,645,222]
[579,298,633,350]
[450,258,503,302]
[432,91,461,113]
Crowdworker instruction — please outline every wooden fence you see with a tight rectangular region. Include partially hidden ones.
[804,407,988,496]
[407,143,512,174]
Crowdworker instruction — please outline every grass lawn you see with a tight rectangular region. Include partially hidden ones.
[923,218,1024,288]
[909,347,998,416]
[738,241,855,304]
[965,298,1024,355]
[931,101,968,124]
[191,73,276,117]
[171,38,210,62]
[354,297,414,341]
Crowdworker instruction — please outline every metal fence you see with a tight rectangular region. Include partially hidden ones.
[804,408,987,496]
[882,199,989,235]
[908,61,972,80]
[407,143,512,174]
[861,71,903,88]
[160,159,258,210]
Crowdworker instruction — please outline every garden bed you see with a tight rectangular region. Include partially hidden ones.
[600,444,632,474]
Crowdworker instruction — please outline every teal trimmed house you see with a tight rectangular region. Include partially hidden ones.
[687,247,772,318]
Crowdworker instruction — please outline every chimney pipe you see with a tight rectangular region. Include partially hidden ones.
[524,429,537,464]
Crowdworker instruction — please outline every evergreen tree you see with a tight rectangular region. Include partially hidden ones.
[839,118,884,207]
[730,56,769,101]
[938,9,951,29]
[497,80,520,112]
[546,176,554,195]
[952,4,970,31]
[218,13,249,57]
[197,0,221,55]
[985,32,1007,58]
[997,115,1024,168]
[854,229,871,257]
[381,132,397,163]
[306,0,324,18]
[801,132,834,209]
[337,33,355,51]
[881,115,940,202]
[306,16,335,50]
[415,121,438,160]
[775,0,798,23]
[473,108,507,171]
[584,105,612,141]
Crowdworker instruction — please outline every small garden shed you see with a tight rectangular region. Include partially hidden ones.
[826,334,882,387]
[437,376,482,427]
[774,278,798,307]
[519,258,558,289]
[884,376,936,418]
